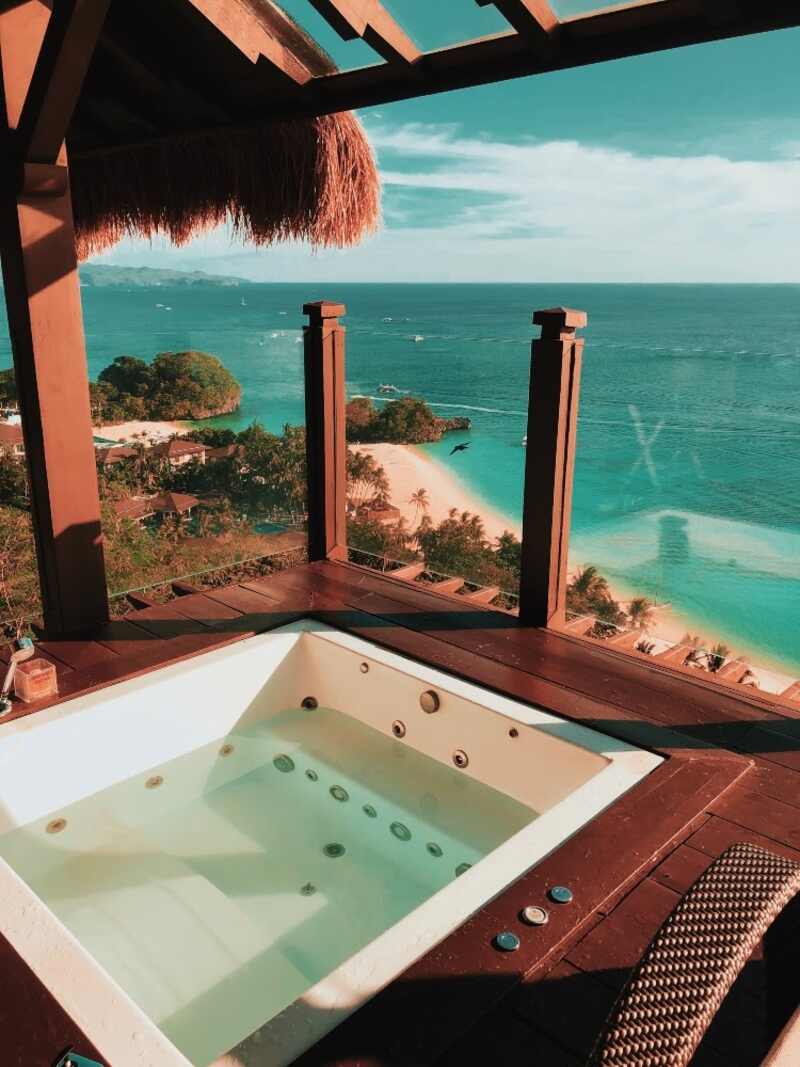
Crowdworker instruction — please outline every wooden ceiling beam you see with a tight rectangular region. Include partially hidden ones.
[95,35,229,126]
[476,0,559,48]
[184,0,314,87]
[304,0,800,115]
[15,0,110,163]
[307,0,421,64]
[68,0,800,158]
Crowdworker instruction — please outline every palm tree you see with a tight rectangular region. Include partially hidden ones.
[707,643,731,672]
[409,488,430,527]
[569,565,609,601]
[627,597,656,632]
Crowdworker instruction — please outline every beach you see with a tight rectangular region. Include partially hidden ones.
[354,443,521,543]
[96,419,192,443]
[359,442,796,695]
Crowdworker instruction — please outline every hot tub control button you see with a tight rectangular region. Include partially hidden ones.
[420,690,440,713]
[520,905,549,926]
[548,885,574,905]
[493,931,521,952]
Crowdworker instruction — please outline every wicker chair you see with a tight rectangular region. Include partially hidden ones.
[590,842,800,1067]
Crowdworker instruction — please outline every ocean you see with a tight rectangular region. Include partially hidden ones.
[1,282,798,672]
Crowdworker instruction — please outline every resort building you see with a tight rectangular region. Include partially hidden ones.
[0,420,24,459]
[114,492,202,525]
[151,438,208,467]
[96,444,139,467]
[1,4,800,1067]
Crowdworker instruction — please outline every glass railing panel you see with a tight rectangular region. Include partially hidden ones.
[565,285,800,698]
[81,281,308,612]
[0,359,41,636]
[342,286,530,611]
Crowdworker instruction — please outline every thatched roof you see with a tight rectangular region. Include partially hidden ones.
[69,0,380,260]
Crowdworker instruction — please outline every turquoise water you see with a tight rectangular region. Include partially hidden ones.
[1,282,798,670]
[0,705,534,1065]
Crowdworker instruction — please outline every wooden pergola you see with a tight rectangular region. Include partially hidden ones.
[1,0,799,640]
[3,8,800,1066]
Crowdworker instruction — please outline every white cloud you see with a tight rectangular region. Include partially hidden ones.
[95,123,800,282]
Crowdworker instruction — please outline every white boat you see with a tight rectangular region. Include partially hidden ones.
[241,297,247,306]
[382,316,393,322]
[522,435,527,447]
[412,335,424,343]
[378,384,400,394]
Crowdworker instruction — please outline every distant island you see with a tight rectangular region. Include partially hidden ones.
[346,396,470,444]
[94,352,241,421]
[79,265,248,288]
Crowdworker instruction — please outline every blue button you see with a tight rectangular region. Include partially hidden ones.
[548,885,573,904]
[493,930,521,952]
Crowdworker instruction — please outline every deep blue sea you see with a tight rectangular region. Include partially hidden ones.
[1,282,798,672]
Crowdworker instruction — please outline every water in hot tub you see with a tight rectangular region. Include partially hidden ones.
[0,703,535,1065]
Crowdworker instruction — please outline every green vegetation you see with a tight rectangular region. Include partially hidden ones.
[565,565,626,627]
[96,350,241,421]
[0,368,17,408]
[345,395,470,444]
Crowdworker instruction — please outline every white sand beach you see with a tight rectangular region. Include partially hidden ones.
[357,443,797,695]
[354,443,521,544]
[96,420,193,443]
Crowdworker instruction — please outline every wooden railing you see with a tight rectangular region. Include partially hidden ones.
[303,299,588,630]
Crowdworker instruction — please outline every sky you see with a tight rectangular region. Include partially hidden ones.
[92,11,800,283]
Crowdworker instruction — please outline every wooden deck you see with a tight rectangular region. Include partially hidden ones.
[3,559,800,1066]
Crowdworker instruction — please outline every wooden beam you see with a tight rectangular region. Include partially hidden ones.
[184,0,313,86]
[303,301,348,563]
[476,0,559,46]
[0,163,110,634]
[518,308,586,629]
[67,0,800,156]
[0,6,109,635]
[15,0,110,164]
[308,0,420,64]
[304,0,800,118]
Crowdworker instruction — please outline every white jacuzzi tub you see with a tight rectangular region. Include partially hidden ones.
[0,620,661,1066]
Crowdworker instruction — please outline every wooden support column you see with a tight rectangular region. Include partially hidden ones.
[518,307,587,628]
[0,1,110,635]
[303,301,348,563]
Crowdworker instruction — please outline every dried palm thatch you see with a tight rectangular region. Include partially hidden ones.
[70,0,380,259]
[71,112,380,260]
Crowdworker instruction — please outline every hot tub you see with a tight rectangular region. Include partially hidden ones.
[0,620,661,1066]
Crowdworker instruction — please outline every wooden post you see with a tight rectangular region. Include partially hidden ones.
[0,2,110,635]
[303,301,348,562]
[518,307,587,628]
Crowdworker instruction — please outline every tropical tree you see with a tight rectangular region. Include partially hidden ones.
[347,449,390,509]
[627,597,656,632]
[707,643,731,672]
[409,488,430,526]
[495,531,521,579]
[569,565,609,602]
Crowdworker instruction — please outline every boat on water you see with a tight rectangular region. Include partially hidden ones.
[241,297,247,306]
[412,335,424,343]
[379,384,400,394]
[522,435,527,447]
[382,316,393,322]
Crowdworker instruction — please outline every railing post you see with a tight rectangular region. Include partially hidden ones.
[518,307,587,628]
[303,301,348,562]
